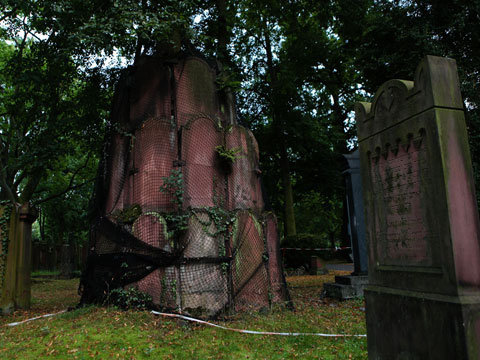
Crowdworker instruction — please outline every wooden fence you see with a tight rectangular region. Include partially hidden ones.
[31,243,88,273]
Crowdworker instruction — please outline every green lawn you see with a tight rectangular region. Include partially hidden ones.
[0,272,367,359]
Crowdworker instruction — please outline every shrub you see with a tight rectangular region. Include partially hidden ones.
[106,287,153,310]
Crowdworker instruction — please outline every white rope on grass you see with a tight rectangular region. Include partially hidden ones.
[6,310,67,327]
[6,309,367,338]
[151,310,366,338]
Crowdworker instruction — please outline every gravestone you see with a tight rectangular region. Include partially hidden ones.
[310,256,328,275]
[343,150,368,275]
[356,55,480,359]
[323,150,368,299]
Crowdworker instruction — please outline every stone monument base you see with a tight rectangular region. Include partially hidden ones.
[365,286,480,360]
[323,275,368,300]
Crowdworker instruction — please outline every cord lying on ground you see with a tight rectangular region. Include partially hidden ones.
[6,309,367,338]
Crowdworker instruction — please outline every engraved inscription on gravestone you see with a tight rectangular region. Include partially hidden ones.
[370,130,434,267]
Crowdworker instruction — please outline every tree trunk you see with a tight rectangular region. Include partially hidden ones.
[264,24,297,238]
[216,0,229,63]
[279,134,296,237]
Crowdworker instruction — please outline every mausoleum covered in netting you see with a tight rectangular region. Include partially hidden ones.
[79,55,290,318]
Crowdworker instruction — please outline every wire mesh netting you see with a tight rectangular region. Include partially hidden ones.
[79,55,290,318]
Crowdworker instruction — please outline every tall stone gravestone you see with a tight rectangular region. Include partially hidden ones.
[323,150,368,299]
[344,150,368,276]
[356,56,480,359]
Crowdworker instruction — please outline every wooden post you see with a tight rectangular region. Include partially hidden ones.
[0,203,37,314]
[1,206,19,314]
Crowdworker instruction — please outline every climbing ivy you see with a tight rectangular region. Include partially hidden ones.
[160,275,178,310]
[192,206,235,240]
[192,206,235,274]
[0,201,13,291]
[112,204,142,224]
[159,169,184,209]
[133,212,174,249]
[159,169,189,244]
[191,179,237,274]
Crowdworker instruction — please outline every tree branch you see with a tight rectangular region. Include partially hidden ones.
[0,164,16,203]
[33,178,95,205]
[13,169,27,188]
[33,153,93,205]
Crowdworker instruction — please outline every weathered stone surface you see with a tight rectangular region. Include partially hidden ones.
[323,151,367,299]
[323,275,368,299]
[343,150,368,275]
[323,282,359,299]
[356,56,480,359]
[335,275,369,287]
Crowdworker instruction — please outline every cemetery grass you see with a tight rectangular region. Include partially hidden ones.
[0,272,367,359]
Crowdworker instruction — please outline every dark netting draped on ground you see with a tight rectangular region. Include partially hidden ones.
[79,55,291,318]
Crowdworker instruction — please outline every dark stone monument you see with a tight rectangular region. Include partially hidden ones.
[343,150,368,275]
[323,150,368,299]
[356,55,480,359]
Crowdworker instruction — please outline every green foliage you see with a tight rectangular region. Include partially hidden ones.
[192,206,235,273]
[191,180,236,272]
[159,169,185,210]
[293,191,343,247]
[215,145,243,163]
[283,233,329,250]
[32,151,98,246]
[192,206,236,241]
[215,71,242,92]
[159,169,189,242]
[106,287,153,311]
[112,204,142,224]
[31,270,60,278]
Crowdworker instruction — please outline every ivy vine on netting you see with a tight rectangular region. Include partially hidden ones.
[159,170,236,274]
[112,204,142,224]
[192,206,235,274]
[0,201,13,291]
[191,179,237,274]
[159,169,189,244]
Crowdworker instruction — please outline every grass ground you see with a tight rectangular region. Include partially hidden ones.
[0,271,367,359]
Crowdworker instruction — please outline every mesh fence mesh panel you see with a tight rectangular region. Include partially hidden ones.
[104,134,129,215]
[175,58,218,128]
[80,55,290,318]
[232,211,269,310]
[182,117,224,209]
[129,58,171,130]
[131,117,176,212]
[226,126,264,212]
